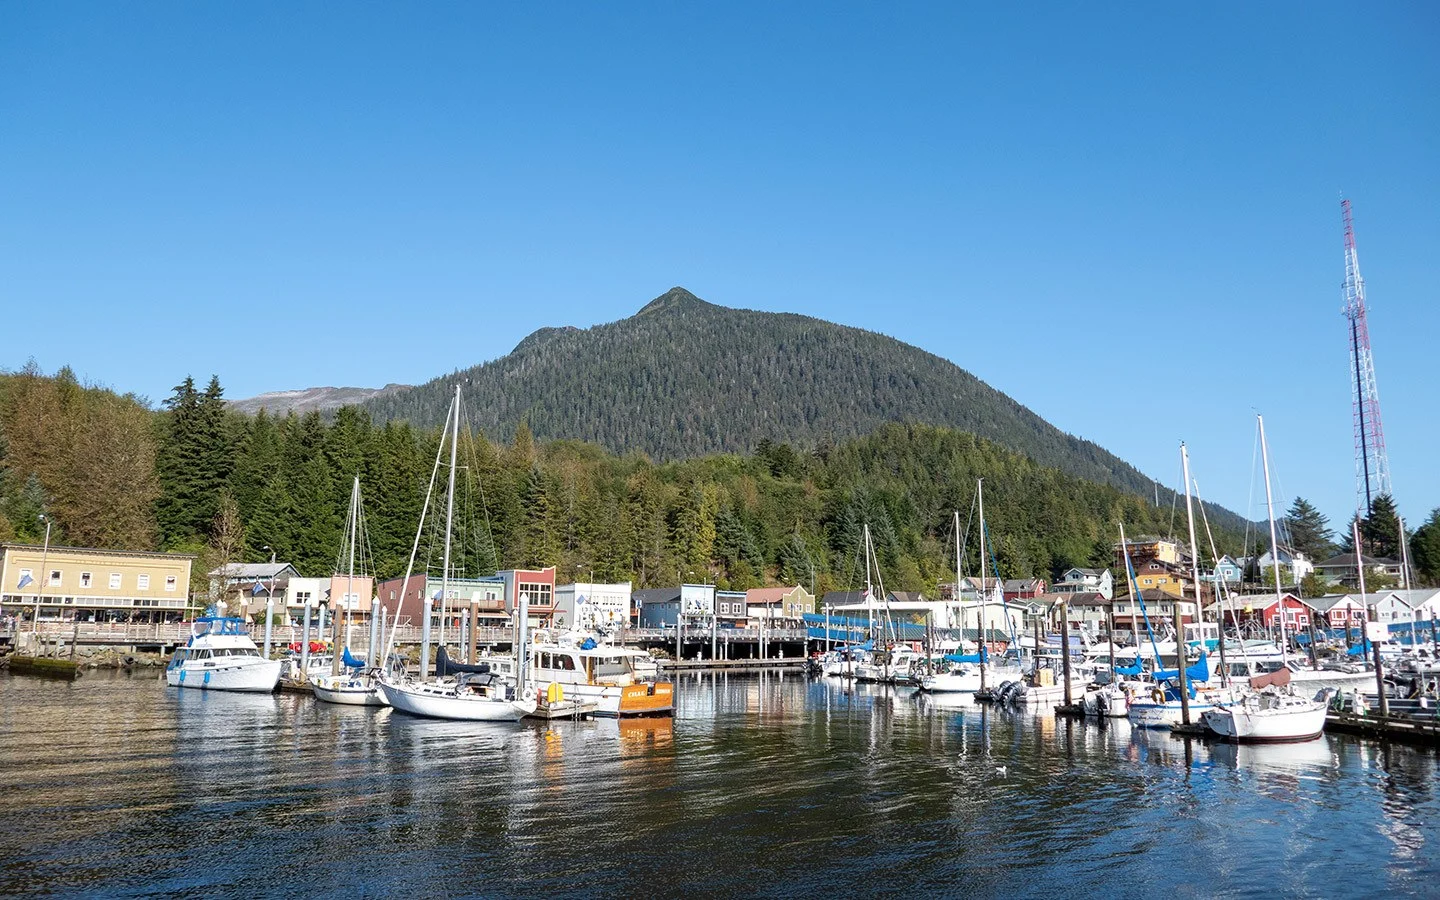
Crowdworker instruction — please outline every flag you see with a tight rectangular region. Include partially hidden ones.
[251,582,267,596]
[17,573,33,589]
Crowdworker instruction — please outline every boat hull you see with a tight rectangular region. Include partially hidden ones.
[166,658,281,693]
[1128,699,1219,729]
[312,675,389,706]
[378,680,536,722]
[919,670,982,693]
[1201,701,1327,743]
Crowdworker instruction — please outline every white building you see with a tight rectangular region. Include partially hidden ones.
[554,581,633,631]
[1052,567,1113,600]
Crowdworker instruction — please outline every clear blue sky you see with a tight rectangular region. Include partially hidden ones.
[2,4,1436,534]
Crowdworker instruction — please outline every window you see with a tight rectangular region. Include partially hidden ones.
[519,582,553,608]
[109,573,122,589]
[80,572,93,588]
[137,574,150,590]
[294,591,312,606]
[165,575,177,592]
[48,570,62,586]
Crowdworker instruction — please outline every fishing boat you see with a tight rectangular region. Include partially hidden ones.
[375,386,536,723]
[165,616,282,692]
[486,631,674,717]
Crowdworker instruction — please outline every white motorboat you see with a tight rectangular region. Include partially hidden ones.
[378,674,537,722]
[1081,682,1130,717]
[919,663,983,694]
[165,616,282,693]
[485,633,675,717]
[854,644,925,683]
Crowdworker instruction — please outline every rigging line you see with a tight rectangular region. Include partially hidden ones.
[1244,416,1261,564]
[1194,476,1252,672]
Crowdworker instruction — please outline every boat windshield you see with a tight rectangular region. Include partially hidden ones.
[594,656,630,678]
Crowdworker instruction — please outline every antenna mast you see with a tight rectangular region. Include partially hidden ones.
[1341,198,1392,516]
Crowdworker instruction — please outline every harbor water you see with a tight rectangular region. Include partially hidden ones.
[1,671,1437,898]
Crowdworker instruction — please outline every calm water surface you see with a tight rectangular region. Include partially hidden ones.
[1,670,1437,898]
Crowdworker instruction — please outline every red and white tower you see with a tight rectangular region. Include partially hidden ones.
[1341,198,1392,516]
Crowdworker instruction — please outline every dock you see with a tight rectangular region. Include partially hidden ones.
[5,655,84,679]
[526,699,599,720]
[1325,711,1440,747]
[660,657,804,672]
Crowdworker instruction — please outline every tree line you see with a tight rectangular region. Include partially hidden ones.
[4,364,1437,596]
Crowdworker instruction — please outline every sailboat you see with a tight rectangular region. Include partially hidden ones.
[376,386,538,722]
[919,505,988,694]
[312,476,389,706]
[1202,415,1329,742]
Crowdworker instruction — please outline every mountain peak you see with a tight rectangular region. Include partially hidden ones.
[636,287,714,316]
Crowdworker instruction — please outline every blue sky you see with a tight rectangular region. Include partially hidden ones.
[2,4,1436,534]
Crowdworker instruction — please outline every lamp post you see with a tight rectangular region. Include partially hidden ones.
[32,514,52,637]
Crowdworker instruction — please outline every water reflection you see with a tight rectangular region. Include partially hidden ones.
[1,671,1437,897]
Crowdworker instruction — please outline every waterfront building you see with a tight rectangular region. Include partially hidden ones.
[553,581,633,631]
[497,567,557,627]
[745,585,813,624]
[716,589,747,627]
[1128,558,1190,598]
[1313,552,1404,588]
[1053,567,1113,599]
[1304,594,1369,630]
[1001,578,1046,602]
[1368,588,1440,625]
[634,587,681,627]
[1115,536,1183,570]
[1110,588,1197,638]
[374,573,507,629]
[1,543,194,623]
[1207,592,1312,630]
[277,574,377,625]
[1202,555,1244,585]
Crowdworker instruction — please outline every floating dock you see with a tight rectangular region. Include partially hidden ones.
[1325,711,1440,747]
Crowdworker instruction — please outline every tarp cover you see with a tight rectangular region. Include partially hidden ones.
[1249,667,1292,690]
[435,646,491,678]
[342,647,366,669]
[1153,652,1209,684]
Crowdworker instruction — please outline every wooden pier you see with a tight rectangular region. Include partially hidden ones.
[1325,711,1440,747]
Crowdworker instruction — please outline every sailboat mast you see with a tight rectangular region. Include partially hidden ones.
[953,510,961,634]
[863,523,874,636]
[440,385,461,655]
[346,475,358,658]
[1173,443,1198,724]
[1257,415,1288,667]
[977,479,988,690]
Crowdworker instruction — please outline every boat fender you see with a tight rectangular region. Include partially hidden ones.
[546,682,563,704]
[1151,687,1164,704]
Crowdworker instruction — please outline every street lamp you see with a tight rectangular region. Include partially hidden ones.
[32,514,52,635]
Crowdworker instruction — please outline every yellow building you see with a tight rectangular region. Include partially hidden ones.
[1129,558,1188,598]
[0,543,194,624]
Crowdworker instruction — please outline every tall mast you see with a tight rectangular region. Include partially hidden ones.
[1257,415,1288,667]
[953,510,961,631]
[440,385,461,658]
[333,476,360,675]
[977,479,988,690]
[1176,443,1203,724]
[1341,198,1392,517]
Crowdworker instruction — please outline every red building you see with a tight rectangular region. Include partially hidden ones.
[1002,578,1046,602]
[498,567,557,626]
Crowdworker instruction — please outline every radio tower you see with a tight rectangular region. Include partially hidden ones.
[1341,198,1392,517]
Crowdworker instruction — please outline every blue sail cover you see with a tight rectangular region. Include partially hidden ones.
[342,647,366,669]
[943,648,987,664]
[1114,660,1144,677]
[1153,652,1209,684]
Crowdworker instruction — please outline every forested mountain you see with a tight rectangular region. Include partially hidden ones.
[0,367,1278,596]
[361,287,1215,524]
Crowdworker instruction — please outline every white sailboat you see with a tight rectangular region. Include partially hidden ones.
[376,386,537,722]
[312,476,388,707]
[919,509,985,694]
[1202,415,1328,742]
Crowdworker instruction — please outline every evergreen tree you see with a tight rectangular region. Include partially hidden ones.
[1284,496,1336,562]
[1409,509,1440,587]
[1362,493,1403,559]
[520,466,559,568]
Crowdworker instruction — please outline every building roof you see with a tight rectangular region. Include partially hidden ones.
[1061,567,1104,578]
[746,586,806,604]
[822,591,867,606]
[209,562,294,579]
[1002,579,1042,592]
[1061,591,1110,607]
[3,543,195,561]
[1316,552,1400,569]
[890,590,927,603]
[632,588,681,605]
